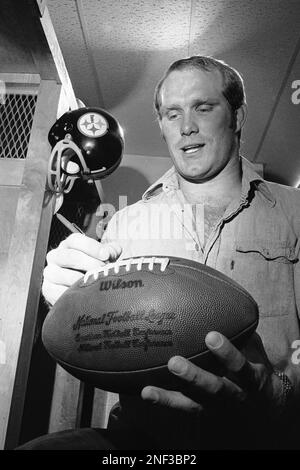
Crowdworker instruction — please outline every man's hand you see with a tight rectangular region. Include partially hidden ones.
[42,233,122,306]
[141,331,287,419]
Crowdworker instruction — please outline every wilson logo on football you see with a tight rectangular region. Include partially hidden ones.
[99,279,144,291]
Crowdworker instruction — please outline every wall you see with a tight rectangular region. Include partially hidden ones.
[101,153,172,209]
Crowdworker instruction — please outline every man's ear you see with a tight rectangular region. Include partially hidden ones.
[235,104,247,133]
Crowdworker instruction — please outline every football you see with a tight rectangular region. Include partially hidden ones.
[42,256,259,394]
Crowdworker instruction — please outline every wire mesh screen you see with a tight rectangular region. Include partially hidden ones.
[0,93,37,159]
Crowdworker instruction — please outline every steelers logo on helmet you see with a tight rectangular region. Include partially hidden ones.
[77,112,108,138]
[47,107,124,194]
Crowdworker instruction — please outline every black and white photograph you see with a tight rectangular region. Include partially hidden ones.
[0,0,300,455]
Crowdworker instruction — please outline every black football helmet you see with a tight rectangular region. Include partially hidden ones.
[48,107,124,193]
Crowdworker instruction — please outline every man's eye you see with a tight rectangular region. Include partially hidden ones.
[197,105,212,113]
[167,112,180,120]
[196,105,212,112]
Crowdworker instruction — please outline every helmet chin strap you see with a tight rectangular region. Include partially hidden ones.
[47,135,91,194]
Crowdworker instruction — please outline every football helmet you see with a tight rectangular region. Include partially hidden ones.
[48,107,124,194]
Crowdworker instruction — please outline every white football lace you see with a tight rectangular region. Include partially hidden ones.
[83,257,170,284]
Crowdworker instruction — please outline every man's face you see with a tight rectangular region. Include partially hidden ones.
[159,67,240,182]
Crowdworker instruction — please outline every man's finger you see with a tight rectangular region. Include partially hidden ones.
[44,264,84,287]
[205,332,258,391]
[141,386,203,414]
[168,356,225,395]
[59,233,122,261]
[167,355,243,402]
[47,248,108,272]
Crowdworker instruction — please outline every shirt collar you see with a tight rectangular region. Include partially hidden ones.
[240,156,276,206]
[142,166,179,200]
[142,156,276,206]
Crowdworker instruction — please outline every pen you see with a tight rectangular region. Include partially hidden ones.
[56,213,84,234]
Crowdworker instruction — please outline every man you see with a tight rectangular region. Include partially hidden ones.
[20,56,300,449]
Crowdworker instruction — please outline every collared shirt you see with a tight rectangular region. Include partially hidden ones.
[102,156,300,446]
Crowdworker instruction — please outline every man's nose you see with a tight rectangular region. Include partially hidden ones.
[180,113,199,136]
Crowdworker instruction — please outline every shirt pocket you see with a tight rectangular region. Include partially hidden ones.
[234,239,298,317]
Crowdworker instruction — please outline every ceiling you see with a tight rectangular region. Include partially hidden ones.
[46,0,300,186]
